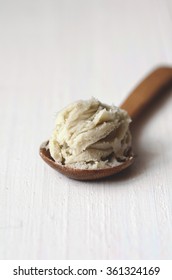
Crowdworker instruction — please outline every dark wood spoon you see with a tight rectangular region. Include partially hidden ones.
[39,66,172,180]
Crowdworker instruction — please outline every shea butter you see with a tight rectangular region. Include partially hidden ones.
[49,98,132,169]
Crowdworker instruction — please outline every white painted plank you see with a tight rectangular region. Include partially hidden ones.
[0,0,172,259]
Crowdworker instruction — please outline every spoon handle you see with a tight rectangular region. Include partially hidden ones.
[120,66,172,119]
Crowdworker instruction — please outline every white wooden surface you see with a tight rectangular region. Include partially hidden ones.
[0,0,172,260]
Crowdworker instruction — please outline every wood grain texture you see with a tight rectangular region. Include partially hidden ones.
[0,0,172,259]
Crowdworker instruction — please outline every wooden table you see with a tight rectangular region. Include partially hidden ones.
[0,0,172,259]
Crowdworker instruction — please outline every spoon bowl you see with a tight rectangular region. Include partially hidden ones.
[40,141,135,180]
[39,66,172,180]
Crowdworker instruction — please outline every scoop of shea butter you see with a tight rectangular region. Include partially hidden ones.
[49,98,132,169]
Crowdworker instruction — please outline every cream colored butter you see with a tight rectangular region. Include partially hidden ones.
[49,98,132,169]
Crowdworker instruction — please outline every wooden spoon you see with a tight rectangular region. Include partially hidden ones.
[39,66,172,180]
